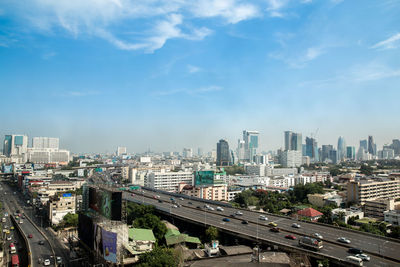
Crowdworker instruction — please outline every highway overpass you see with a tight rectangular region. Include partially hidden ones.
[122,187,400,267]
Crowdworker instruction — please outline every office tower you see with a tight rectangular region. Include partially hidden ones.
[217,139,231,166]
[321,145,333,163]
[346,146,356,160]
[182,148,193,158]
[32,137,59,149]
[117,146,127,156]
[329,149,338,164]
[281,150,302,167]
[284,131,302,151]
[391,139,400,156]
[197,148,203,157]
[368,136,376,156]
[3,134,28,157]
[337,136,346,161]
[305,137,318,162]
[360,140,368,151]
[242,130,259,162]
[237,139,246,161]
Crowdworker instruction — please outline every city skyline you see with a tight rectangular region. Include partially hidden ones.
[1,0,400,152]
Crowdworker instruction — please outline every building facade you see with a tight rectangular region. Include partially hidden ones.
[347,178,400,204]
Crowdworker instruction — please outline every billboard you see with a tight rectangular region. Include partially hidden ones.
[102,229,117,263]
[2,164,13,173]
[78,213,95,249]
[89,187,122,220]
[93,224,103,255]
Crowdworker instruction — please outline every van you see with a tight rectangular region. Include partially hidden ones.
[346,256,363,266]
[2,217,6,223]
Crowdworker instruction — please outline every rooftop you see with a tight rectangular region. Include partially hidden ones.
[297,207,323,218]
[128,228,156,242]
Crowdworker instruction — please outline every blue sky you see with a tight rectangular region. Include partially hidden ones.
[1,0,400,153]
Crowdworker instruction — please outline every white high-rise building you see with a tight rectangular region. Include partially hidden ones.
[32,137,59,149]
[3,134,28,157]
[182,148,193,158]
[117,146,127,156]
[281,150,302,167]
[146,169,194,192]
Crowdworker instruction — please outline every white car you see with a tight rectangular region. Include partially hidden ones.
[292,223,301,228]
[338,237,351,244]
[314,233,323,239]
[44,259,51,266]
[216,207,224,211]
[259,215,268,221]
[7,236,12,241]
[179,197,184,201]
[235,211,243,216]
[356,253,370,261]
[172,205,178,208]
[208,207,215,211]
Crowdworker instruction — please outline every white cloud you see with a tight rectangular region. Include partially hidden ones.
[5,0,260,52]
[187,65,201,73]
[42,51,57,60]
[60,90,101,97]
[269,46,324,68]
[153,85,222,96]
[371,33,400,50]
[266,0,289,17]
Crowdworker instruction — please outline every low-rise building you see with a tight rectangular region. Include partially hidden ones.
[297,207,323,222]
[179,183,228,201]
[146,169,193,192]
[128,228,156,255]
[47,193,76,225]
[384,210,400,226]
[332,207,364,224]
[364,198,397,220]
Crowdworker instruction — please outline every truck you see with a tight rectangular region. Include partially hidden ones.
[11,255,20,267]
[298,236,323,251]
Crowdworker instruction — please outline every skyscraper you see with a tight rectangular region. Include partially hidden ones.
[368,136,376,156]
[337,136,346,161]
[284,131,302,151]
[242,130,259,162]
[216,139,231,166]
[3,134,28,157]
[346,146,356,160]
[305,137,318,162]
[321,145,333,162]
[360,140,368,151]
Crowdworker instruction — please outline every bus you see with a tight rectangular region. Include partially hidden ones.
[11,254,20,267]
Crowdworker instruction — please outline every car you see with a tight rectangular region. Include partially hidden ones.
[179,197,184,201]
[241,220,249,224]
[216,207,224,211]
[13,240,18,244]
[172,205,178,208]
[6,236,11,241]
[153,195,158,199]
[10,226,14,230]
[207,207,215,211]
[235,211,243,216]
[355,253,370,261]
[38,240,45,245]
[348,248,363,254]
[56,256,63,264]
[222,218,230,222]
[268,222,278,227]
[338,237,351,244]
[292,223,301,228]
[44,259,51,266]
[170,197,175,201]
[285,234,297,240]
[196,206,202,209]
[188,202,193,205]
[314,233,323,239]
[131,193,135,196]
[259,215,268,221]
[158,199,163,203]
[28,234,33,238]
[230,214,236,218]
[270,227,280,233]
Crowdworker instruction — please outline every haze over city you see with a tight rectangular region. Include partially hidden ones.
[1,0,400,153]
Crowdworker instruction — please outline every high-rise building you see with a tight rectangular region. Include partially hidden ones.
[182,148,193,158]
[32,137,59,149]
[368,136,376,156]
[337,136,346,161]
[3,134,28,157]
[117,146,127,156]
[305,137,318,162]
[360,140,368,151]
[197,148,203,157]
[237,139,246,161]
[242,130,259,162]
[346,146,356,160]
[390,139,400,156]
[216,139,231,166]
[281,150,302,167]
[284,131,302,151]
[321,145,333,163]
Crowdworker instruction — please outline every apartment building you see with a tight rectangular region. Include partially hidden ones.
[384,210,400,226]
[146,169,193,192]
[178,183,228,201]
[364,198,396,220]
[347,178,400,204]
[47,193,76,225]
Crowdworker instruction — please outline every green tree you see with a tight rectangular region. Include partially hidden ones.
[389,226,400,239]
[347,216,359,226]
[138,247,179,267]
[205,226,219,242]
[127,203,155,224]
[360,164,373,176]
[329,167,342,177]
[224,165,245,175]
[133,214,167,244]
[60,213,78,228]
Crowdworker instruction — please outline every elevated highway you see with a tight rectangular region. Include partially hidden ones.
[123,188,400,267]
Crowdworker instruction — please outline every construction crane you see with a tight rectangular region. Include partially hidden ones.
[310,128,319,139]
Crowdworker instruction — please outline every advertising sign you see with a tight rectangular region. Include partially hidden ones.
[89,187,122,220]
[78,213,94,249]
[93,224,103,255]
[62,193,72,198]
[102,229,117,263]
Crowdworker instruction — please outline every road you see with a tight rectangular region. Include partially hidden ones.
[125,189,400,267]
[1,181,55,267]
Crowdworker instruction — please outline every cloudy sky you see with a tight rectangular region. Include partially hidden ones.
[1,0,399,153]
